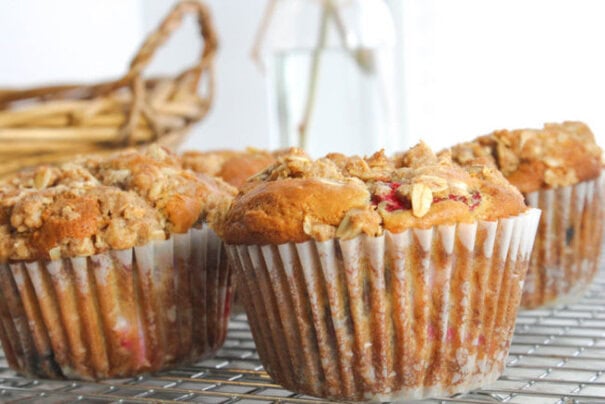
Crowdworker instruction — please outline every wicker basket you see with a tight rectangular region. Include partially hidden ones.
[0,0,217,178]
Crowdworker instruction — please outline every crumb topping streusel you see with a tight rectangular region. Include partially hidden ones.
[219,142,527,245]
[445,121,602,193]
[0,145,236,262]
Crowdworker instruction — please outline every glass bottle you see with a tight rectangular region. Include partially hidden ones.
[254,0,398,157]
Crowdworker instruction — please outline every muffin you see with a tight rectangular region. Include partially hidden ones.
[219,143,540,401]
[182,147,305,188]
[0,145,236,380]
[446,121,604,309]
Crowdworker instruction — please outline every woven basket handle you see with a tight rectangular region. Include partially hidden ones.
[120,0,217,144]
[126,0,217,86]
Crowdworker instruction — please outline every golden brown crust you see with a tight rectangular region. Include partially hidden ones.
[216,154,275,188]
[219,143,527,245]
[181,148,304,188]
[0,145,236,262]
[31,193,102,256]
[446,121,602,193]
[222,178,370,245]
[181,150,240,176]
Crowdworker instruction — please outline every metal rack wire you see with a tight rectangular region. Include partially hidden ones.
[1,274,605,403]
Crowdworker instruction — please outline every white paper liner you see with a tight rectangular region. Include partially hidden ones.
[227,209,541,401]
[0,224,232,380]
[522,174,605,309]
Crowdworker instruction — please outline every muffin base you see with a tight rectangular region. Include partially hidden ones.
[0,225,232,380]
[522,175,605,309]
[228,209,540,401]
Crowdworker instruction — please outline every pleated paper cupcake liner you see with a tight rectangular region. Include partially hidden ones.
[0,224,232,380]
[229,284,246,316]
[227,209,541,402]
[522,174,605,309]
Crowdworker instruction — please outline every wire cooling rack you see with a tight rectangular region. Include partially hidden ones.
[1,275,605,403]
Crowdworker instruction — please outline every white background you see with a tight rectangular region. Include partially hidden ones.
[1,0,605,154]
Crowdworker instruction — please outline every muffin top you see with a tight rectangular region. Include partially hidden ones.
[445,121,602,193]
[182,147,305,188]
[0,145,236,263]
[219,143,527,245]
